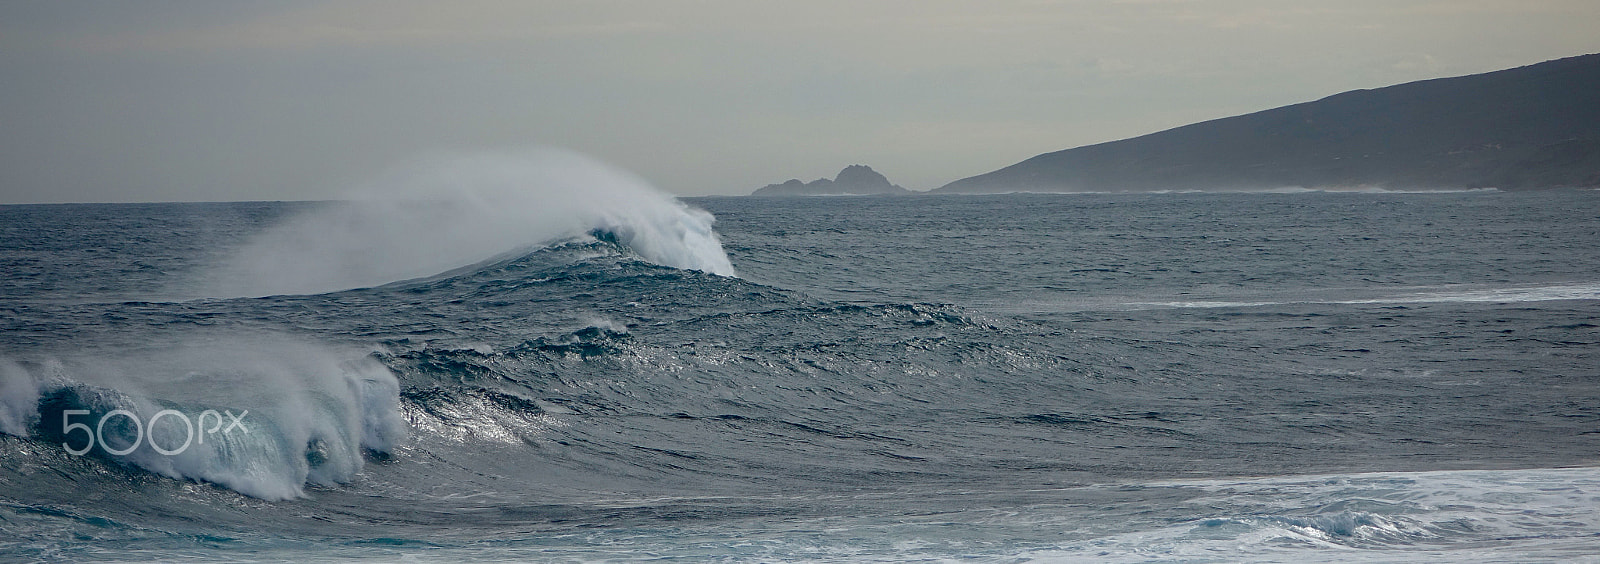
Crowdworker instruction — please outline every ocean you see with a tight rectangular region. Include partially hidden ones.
[2,157,1598,562]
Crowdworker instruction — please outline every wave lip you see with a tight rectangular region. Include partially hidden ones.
[203,148,735,298]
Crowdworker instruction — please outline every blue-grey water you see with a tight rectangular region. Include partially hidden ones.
[2,188,1599,562]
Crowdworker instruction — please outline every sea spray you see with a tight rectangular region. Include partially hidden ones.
[203,148,735,297]
[0,360,38,436]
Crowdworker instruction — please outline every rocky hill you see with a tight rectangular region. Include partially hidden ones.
[936,54,1600,193]
[752,165,912,196]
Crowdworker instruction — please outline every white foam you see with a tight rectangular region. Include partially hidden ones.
[1131,282,1600,310]
[0,360,38,437]
[1252,186,1502,194]
[202,148,735,297]
[1135,300,1285,309]
[1340,282,1600,304]
[1019,466,1600,562]
[943,187,1501,196]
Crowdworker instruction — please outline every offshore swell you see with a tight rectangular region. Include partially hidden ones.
[1,163,1598,561]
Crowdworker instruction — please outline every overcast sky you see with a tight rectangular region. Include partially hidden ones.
[2,1,1598,203]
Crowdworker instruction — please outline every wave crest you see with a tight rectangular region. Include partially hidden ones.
[203,149,735,297]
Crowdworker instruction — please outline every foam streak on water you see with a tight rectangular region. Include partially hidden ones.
[1127,281,1600,310]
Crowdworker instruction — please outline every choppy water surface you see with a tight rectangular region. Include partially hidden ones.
[2,187,1597,562]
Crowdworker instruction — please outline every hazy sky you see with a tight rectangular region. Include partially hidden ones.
[3,1,1599,203]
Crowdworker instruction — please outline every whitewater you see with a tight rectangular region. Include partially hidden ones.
[1,155,1597,562]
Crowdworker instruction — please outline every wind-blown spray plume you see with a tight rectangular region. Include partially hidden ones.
[207,149,735,297]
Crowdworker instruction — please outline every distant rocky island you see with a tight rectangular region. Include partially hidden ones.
[935,53,1600,193]
[751,165,912,196]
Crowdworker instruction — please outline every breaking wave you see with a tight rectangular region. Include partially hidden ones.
[0,336,406,500]
[203,149,735,297]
